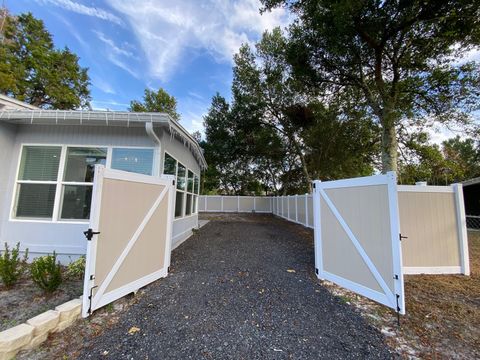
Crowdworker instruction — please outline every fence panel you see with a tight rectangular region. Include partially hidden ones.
[288,197,296,222]
[398,184,469,275]
[297,196,307,225]
[307,195,314,228]
[198,196,206,212]
[223,197,238,212]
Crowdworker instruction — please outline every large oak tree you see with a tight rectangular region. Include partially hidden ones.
[262,0,480,172]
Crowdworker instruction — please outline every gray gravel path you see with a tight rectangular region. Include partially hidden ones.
[79,214,393,359]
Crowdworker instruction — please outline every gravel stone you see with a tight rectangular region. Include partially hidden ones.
[78,214,393,359]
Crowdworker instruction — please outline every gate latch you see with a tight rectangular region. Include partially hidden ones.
[84,228,100,241]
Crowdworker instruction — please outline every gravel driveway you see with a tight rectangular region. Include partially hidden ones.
[79,213,393,359]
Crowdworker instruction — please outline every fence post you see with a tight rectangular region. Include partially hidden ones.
[312,180,324,280]
[205,196,208,212]
[221,196,224,212]
[254,197,256,212]
[282,196,284,217]
[287,195,290,219]
[305,193,309,227]
[237,195,240,212]
[453,183,470,275]
[295,195,299,223]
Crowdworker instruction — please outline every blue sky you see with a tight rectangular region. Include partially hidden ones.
[9,0,290,135]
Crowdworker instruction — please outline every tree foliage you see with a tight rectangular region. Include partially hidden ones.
[202,30,380,195]
[398,134,480,185]
[129,88,181,121]
[0,11,91,109]
[261,0,480,172]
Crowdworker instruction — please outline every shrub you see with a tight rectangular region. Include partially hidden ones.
[30,252,62,293]
[0,242,29,288]
[66,256,85,280]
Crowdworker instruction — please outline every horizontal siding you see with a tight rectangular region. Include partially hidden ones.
[16,124,155,147]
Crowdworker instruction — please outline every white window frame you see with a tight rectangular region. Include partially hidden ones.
[10,143,158,224]
[162,151,200,220]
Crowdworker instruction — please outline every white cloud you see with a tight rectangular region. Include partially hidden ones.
[91,99,130,111]
[93,30,135,58]
[105,0,290,81]
[92,31,139,78]
[92,77,116,95]
[37,0,124,26]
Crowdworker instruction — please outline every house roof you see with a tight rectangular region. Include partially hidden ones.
[0,94,39,110]
[0,109,207,170]
[462,176,480,187]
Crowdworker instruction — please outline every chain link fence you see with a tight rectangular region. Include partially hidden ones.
[466,215,480,230]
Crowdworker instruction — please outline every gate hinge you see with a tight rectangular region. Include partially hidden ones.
[312,183,316,189]
[399,233,408,242]
[88,285,98,315]
[395,294,401,326]
[84,228,100,241]
[393,274,399,280]
[172,180,175,186]
[315,268,319,275]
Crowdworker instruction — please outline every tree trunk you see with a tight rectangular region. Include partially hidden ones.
[291,139,312,193]
[380,115,398,173]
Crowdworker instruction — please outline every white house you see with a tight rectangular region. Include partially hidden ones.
[0,96,206,262]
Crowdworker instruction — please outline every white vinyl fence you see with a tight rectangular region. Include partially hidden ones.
[198,195,314,228]
[198,196,273,213]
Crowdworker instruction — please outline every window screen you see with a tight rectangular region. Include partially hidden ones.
[18,146,61,181]
[15,184,57,218]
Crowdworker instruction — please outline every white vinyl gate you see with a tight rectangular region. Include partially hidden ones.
[82,166,175,317]
[313,172,405,314]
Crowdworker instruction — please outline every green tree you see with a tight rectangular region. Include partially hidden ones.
[129,88,181,121]
[442,136,480,181]
[398,133,479,184]
[262,0,480,173]
[0,12,90,109]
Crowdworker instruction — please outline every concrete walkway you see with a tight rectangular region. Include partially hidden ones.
[79,214,392,359]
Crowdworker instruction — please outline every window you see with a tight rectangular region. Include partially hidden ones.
[193,174,200,214]
[14,146,61,219]
[163,152,199,218]
[111,148,154,175]
[175,162,186,217]
[13,145,155,222]
[185,170,194,216]
[60,147,107,220]
[163,153,176,175]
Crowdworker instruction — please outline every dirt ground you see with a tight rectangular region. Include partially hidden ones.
[0,273,83,332]
[202,214,480,359]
